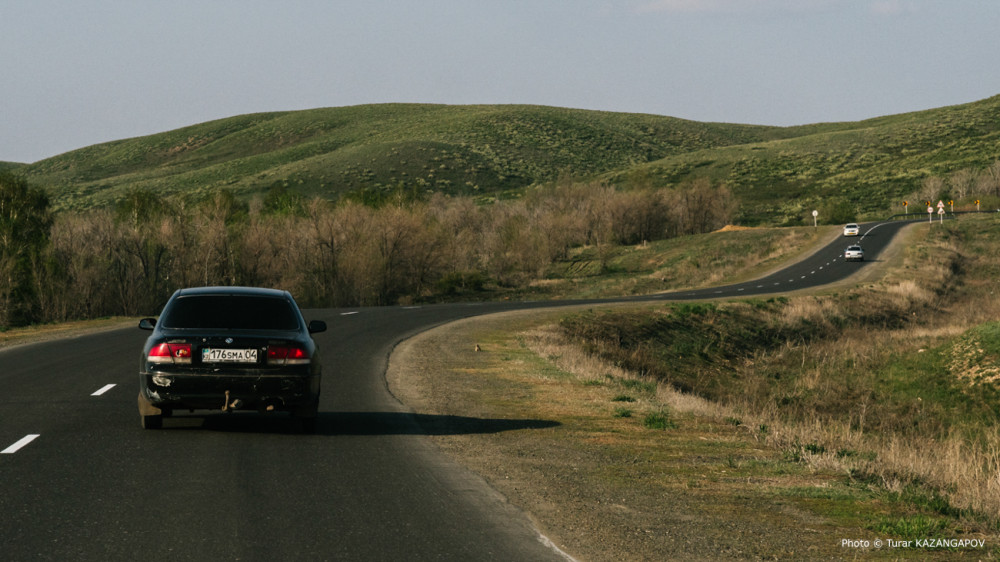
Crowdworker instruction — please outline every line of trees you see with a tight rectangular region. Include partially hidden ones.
[0,173,52,327]
[910,161,1000,205]
[0,173,735,329]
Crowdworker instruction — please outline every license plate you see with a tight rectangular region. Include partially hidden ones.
[202,348,259,363]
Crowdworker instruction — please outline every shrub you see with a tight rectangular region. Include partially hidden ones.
[644,410,676,430]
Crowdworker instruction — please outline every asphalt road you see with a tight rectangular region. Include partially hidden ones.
[0,219,917,561]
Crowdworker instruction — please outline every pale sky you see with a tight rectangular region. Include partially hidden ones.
[3,0,998,163]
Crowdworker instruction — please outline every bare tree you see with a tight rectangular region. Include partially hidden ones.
[672,179,735,235]
[983,161,1000,197]
[916,176,946,204]
[949,169,976,200]
[44,211,116,320]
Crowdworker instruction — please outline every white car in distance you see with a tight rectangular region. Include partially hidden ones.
[844,245,864,262]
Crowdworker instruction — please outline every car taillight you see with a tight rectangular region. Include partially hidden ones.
[267,346,310,365]
[148,343,193,364]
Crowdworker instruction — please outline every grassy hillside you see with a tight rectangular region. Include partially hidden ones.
[613,95,1000,223]
[23,104,787,211]
[20,96,1000,223]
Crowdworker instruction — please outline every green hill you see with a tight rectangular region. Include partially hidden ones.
[20,97,1000,223]
[23,104,786,211]
[613,95,1000,223]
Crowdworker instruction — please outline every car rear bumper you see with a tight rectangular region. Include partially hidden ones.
[140,370,320,413]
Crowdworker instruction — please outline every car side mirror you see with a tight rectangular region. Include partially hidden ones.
[308,320,327,334]
[139,318,157,330]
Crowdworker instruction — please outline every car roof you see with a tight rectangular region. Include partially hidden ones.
[173,286,291,299]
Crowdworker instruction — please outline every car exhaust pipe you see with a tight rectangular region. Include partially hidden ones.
[257,400,280,413]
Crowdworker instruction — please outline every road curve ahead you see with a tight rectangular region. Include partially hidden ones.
[638,219,917,302]
[0,220,916,560]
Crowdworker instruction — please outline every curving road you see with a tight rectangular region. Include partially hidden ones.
[0,220,916,560]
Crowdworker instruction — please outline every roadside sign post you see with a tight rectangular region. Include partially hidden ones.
[903,201,908,215]
[811,210,818,228]
[939,207,945,223]
[977,199,981,211]
[927,206,933,223]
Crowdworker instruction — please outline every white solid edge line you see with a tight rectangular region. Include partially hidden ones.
[92,383,116,396]
[2,434,40,454]
[340,311,359,316]
[537,532,579,562]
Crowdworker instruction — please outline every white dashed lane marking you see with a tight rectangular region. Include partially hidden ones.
[91,384,116,396]
[2,434,40,454]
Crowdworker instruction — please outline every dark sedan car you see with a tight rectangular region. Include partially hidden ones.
[137,287,326,432]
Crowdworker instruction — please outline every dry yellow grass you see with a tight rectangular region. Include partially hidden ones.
[524,217,1000,526]
[523,325,729,420]
[0,317,134,351]
[524,317,1000,520]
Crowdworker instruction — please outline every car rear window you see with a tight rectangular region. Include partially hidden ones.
[160,295,301,330]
